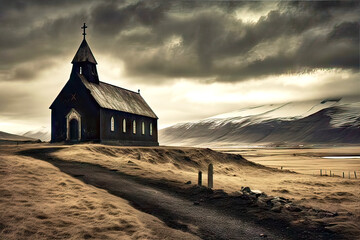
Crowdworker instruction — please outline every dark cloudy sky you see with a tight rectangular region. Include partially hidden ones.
[0,0,359,134]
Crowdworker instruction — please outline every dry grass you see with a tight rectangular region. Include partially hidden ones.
[51,144,360,237]
[0,145,199,240]
[1,143,359,239]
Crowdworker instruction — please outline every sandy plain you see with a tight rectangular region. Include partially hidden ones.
[0,143,359,239]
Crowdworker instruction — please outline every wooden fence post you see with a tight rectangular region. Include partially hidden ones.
[330,170,332,177]
[354,171,357,179]
[208,164,213,188]
[198,171,202,186]
[343,172,345,178]
[320,169,322,176]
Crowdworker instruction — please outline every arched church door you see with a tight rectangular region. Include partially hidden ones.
[66,108,81,141]
[69,119,79,141]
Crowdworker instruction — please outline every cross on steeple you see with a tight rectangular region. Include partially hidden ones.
[81,23,87,39]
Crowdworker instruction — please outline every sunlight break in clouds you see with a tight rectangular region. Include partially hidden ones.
[0,0,359,135]
[184,69,359,104]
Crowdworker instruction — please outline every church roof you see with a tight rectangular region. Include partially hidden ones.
[79,74,158,119]
[72,39,97,64]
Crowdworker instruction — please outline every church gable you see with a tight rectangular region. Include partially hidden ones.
[49,73,101,142]
[49,73,97,110]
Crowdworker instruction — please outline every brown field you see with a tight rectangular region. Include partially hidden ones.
[0,143,359,239]
[216,147,360,175]
[214,147,360,226]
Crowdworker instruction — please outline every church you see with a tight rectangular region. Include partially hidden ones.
[50,24,159,146]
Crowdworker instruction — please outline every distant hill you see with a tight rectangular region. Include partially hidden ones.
[22,126,50,142]
[0,131,38,142]
[159,99,360,147]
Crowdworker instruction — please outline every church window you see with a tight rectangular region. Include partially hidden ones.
[142,122,145,135]
[110,117,114,132]
[80,66,82,74]
[123,119,126,133]
[150,123,153,136]
[133,120,136,134]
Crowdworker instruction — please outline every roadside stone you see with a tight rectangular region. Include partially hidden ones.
[259,233,267,238]
[250,189,263,198]
[279,196,288,201]
[271,196,288,204]
[230,191,244,197]
[193,201,200,205]
[271,204,282,213]
[257,198,270,209]
[251,190,262,195]
[247,194,257,201]
[265,198,274,207]
[259,192,268,197]
[284,204,302,212]
[241,186,251,193]
[185,181,192,185]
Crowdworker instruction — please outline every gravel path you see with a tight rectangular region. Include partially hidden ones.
[44,159,287,240]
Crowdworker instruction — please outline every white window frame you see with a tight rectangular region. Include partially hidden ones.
[150,123,153,136]
[133,120,136,134]
[110,116,114,132]
[141,122,145,135]
[123,119,126,133]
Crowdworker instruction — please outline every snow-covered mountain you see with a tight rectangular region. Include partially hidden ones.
[22,126,51,142]
[159,98,360,147]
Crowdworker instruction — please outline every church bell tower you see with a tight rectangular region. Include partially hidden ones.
[71,23,99,84]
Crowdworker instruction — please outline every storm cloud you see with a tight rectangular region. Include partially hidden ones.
[87,0,359,82]
[1,0,359,82]
[0,0,359,134]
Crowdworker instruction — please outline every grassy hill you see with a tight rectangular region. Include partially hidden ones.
[0,131,38,142]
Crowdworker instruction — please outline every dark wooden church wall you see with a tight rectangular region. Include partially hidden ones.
[51,76,100,142]
[100,108,158,145]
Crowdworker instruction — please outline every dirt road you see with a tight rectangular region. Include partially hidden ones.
[17,146,341,240]
[41,158,283,240]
